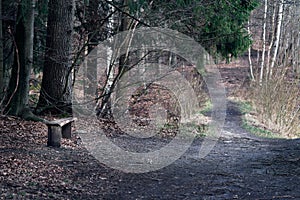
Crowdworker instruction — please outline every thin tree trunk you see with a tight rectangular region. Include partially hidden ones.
[296,36,300,77]
[85,0,102,101]
[96,0,116,118]
[266,4,276,79]
[256,49,260,64]
[270,0,284,77]
[278,7,289,67]
[0,0,3,100]
[247,20,255,80]
[4,0,35,115]
[97,51,114,118]
[2,1,13,93]
[37,0,75,114]
[288,1,300,77]
[85,35,98,99]
[97,0,133,118]
[259,0,268,84]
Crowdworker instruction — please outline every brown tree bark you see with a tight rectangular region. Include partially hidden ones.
[0,0,3,100]
[37,0,75,114]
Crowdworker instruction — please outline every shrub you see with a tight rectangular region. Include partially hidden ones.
[249,74,300,138]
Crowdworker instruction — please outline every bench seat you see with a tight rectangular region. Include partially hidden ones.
[45,117,76,147]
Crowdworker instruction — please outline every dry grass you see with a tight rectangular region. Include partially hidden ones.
[248,73,300,138]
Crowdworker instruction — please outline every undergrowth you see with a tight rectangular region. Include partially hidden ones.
[247,72,300,138]
[235,100,283,138]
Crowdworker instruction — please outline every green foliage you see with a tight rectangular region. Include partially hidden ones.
[58,112,72,118]
[199,100,212,115]
[236,100,285,139]
[196,0,258,59]
[237,101,253,115]
[138,0,258,60]
[242,119,282,139]
[128,0,148,14]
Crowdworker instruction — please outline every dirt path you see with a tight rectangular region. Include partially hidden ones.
[52,102,299,199]
[85,101,299,199]
[1,61,300,199]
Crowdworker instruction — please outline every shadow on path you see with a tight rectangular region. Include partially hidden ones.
[66,100,300,199]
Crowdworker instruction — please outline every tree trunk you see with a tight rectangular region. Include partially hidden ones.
[1,0,14,96]
[247,20,255,80]
[266,4,276,79]
[4,0,35,115]
[85,33,98,100]
[0,0,3,100]
[259,0,268,84]
[97,0,131,118]
[270,0,284,77]
[37,0,75,114]
[296,35,300,77]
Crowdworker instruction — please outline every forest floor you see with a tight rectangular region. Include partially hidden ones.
[0,58,300,199]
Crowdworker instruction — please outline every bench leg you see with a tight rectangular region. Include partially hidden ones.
[62,123,71,139]
[47,126,62,147]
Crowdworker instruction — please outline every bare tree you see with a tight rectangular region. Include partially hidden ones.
[247,20,255,80]
[266,4,276,79]
[259,0,268,83]
[269,0,284,77]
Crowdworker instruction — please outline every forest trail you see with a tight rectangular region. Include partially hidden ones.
[92,63,300,199]
[1,61,300,199]
[98,101,300,199]
[93,84,299,199]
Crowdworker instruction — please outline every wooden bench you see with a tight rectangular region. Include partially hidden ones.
[45,117,76,147]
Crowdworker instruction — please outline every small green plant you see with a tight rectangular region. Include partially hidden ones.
[180,121,209,138]
[28,181,38,186]
[29,80,41,107]
[238,101,253,115]
[59,112,72,118]
[162,123,177,130]
[18,191,26,196]
[242,118,283,139]
[199,100,212,115]
[196,124,208,134]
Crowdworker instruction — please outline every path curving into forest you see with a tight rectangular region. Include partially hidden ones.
[82,100,299,199]
[1,62,299,199]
